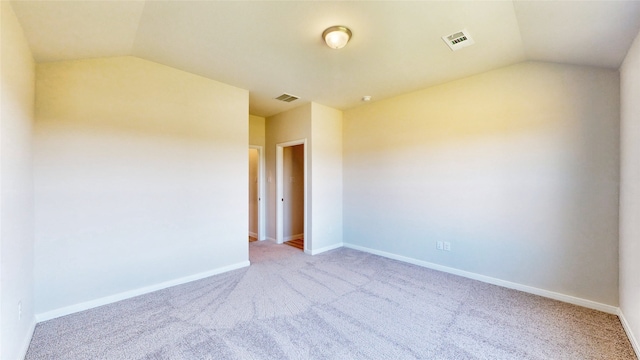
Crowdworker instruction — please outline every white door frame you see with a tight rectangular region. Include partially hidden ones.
[276,139,308,251]
[249,145,266,241]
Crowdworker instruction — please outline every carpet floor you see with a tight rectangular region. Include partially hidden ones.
[26,241,636,359]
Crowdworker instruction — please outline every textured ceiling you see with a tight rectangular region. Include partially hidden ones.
[11,1,640,117]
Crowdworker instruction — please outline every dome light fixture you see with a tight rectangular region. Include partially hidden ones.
[322,26,352,49]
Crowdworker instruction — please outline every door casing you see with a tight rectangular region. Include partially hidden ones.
[276,139,307,252]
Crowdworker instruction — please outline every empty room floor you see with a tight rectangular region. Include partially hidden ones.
[26,241,636,359]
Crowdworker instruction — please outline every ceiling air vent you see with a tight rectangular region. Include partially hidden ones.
[442,29,475,51]
[275,93,299,102]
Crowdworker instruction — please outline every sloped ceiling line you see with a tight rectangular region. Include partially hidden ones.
[10,0,640,117]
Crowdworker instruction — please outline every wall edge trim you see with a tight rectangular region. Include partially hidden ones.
[35,260,251,322]
[309,242,343,255]
[619,308,640,358]
[18,317,37,359]
[343,242,618,314]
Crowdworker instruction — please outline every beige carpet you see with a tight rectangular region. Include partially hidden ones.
[26,241,636,359]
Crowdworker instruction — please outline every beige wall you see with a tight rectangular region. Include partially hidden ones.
[266,104,312,243]
[34,56,249,317]
[0,3,36,359]
[620,28,640,353]
[265,102,343,253]
[249,148,259,237]
[344,61,620,306]
[249,114,265,147]
[310,103,343,251]
[249,115,265,240]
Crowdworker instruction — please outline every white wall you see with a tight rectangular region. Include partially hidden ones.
[344,62,620,306]
[620,28,640,353]
[34,56,249,316]
[0,2,36,359]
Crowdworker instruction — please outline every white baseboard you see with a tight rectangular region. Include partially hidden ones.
[35,260,250,322]
[18,317,37,359]
[284,233,304,242]
[343,243,618,315]
[248,231,258,238]
[619,309,640,358]
[265,237,277,242]
[308,242,343,255]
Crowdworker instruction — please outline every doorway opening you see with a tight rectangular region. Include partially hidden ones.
[276,140,307,252]
[249,146,265,242]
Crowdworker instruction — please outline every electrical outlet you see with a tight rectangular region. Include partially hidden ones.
[436,241,444,250]
[18,301,22,320]
[443,241,451,251]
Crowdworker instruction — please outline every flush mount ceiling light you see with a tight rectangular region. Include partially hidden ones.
[322,26,352,49]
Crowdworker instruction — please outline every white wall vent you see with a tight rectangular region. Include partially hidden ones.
[275,93,299,102]
[442,29,475,51]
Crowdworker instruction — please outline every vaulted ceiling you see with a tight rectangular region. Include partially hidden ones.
[11,1,640,117]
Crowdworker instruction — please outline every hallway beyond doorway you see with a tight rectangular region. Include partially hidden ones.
[284,238,303,250]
